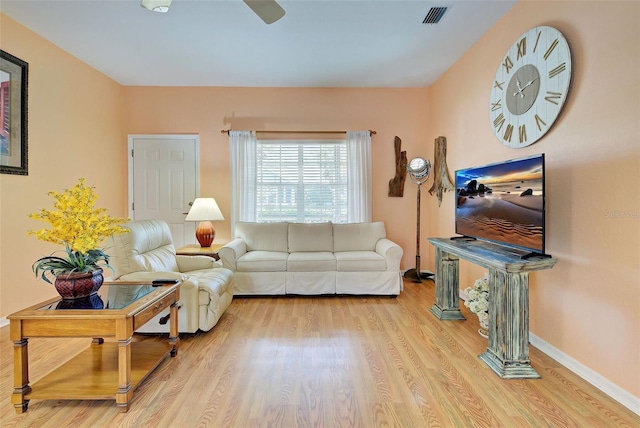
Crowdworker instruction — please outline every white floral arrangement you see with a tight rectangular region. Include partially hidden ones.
[463,276,489,328]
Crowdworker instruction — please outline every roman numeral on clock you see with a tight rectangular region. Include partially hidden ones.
[517,37,526,59]
[493,113,505,132]
[543,39,559,60]
[533,31,542,53]
[545,91,562,105]
[548,63,566,78]
[494,80,504,90]
[503,124,514,142]
[502,56,513,74]
[535,114,547,131]
[491,99,502,111]
[519,125,527,144]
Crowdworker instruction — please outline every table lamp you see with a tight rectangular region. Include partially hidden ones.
[185,197,225,247]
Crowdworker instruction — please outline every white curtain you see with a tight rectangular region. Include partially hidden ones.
[228,130,257,235]
[346,131,372,222]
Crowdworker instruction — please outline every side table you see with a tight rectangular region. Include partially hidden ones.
[176,243,224,261]
[8,281,180,413]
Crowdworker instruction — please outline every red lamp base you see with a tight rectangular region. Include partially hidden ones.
[195,221,215,247]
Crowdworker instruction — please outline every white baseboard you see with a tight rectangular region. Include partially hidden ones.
[529,332,640,416]
[459,294,640,416]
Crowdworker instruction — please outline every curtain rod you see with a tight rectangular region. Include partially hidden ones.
[221,129,376,135]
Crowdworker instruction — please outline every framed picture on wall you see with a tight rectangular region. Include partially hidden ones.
[0,50,28,175]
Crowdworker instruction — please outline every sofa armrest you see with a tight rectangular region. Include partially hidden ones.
[375,238,403,271]
[219,238,247,271]
[176,255,218,272]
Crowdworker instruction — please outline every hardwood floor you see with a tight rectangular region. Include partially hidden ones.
[1,280,638,427]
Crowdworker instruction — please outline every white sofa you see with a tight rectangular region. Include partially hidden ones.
[107,219,234,333]
[219,221,403,296]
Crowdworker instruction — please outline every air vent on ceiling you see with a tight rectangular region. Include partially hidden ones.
[422,6,448,24]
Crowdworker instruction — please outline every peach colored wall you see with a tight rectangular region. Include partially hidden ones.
[424,1,639,398]
[0,15,126,317]
[123,86,430,264]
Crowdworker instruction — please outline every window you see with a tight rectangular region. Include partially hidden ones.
[256,140,347,223]
[229,130,371,231]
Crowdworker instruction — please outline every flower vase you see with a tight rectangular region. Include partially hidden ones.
[54,268,103,299]
[478,327,489,338]
[478,317,489,338]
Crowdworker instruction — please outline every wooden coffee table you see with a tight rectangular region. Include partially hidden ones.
[8,281,180,413]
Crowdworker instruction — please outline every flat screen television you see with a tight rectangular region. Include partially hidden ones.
[454,154,546,257]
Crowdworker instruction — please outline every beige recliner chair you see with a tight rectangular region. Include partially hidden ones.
[107,219,234,333]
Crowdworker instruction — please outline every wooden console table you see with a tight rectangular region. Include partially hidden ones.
[8,281,180,413]
[428,238,557,379]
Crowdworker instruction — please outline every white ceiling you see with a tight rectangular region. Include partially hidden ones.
[0,0,516,87]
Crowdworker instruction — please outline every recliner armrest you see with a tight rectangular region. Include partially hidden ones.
[117,271,188,282]
[375,238,403,271]
[219,238,247,271]
[176,255,218,272]
[117,271,197,296]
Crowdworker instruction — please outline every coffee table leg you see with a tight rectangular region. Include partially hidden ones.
[116,337,133,412]
[169,302,180,357]
[11,338,31,414]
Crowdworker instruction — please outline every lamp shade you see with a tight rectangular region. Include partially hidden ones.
[185,198,225,222]
[141,0,172,13]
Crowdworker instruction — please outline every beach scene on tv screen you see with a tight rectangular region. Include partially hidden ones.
[456,156,544,252]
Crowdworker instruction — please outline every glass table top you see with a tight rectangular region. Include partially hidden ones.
[38,283,160,311]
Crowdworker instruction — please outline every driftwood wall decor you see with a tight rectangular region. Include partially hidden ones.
[388,136,408,197]
[428,136,455,206]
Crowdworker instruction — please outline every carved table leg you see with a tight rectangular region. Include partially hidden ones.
[430,247,466,320]
[11,338,31,414]
[116,337,133,412]
[479,269,540,378]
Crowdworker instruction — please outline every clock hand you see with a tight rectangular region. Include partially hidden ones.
[512,78,525,98]
[520,76,539,91]
[513,77,539,98]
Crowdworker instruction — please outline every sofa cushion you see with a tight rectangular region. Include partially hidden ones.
[237,250,288,272]
[287,252,336,271]
[333,222,386,252]
[288,222,333,252]
[235,221,288,252]
[335,251,386,271]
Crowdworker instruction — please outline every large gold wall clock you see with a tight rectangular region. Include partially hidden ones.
[489,26,572,148]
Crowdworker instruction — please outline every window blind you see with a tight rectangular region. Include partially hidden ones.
[256,140,348,223]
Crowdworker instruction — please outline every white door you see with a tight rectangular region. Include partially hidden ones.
[128,135,199,248]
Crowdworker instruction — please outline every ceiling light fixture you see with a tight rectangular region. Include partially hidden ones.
[141,0,172,13]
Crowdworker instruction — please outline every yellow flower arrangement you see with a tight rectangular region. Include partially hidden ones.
[29,178,129,284]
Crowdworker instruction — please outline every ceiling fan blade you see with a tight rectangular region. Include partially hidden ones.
[243,0,286,24]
